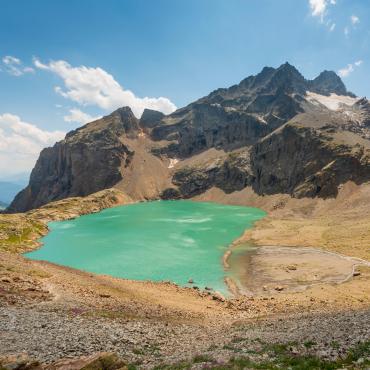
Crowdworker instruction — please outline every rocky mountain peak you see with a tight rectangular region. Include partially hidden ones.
[140,109,165,130]
[310,70,352,97]
[266,62,307,94]
[109,106,139,135]
[238,63,306,94]
[276,61,302,75]
[112,106,136,120]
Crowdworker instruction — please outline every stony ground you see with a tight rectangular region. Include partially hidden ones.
[0,249,369,369]
[1,185,370,369]
[1,304,369,368]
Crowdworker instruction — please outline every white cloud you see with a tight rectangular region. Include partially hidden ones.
[309,0,336,22]
[33,58,177,117]
[351,15,360,25]
[2,55,35,76]
[309,0,326,19]
[64,108,101,124]
[0,113,65,176]
[345,15,360,37]
[338,60,363,78]
[329,22,336,32]
[3,55,21,65]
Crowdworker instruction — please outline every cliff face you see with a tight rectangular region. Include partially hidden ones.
[8,108,136,212]
[171,150,253,198]
[8,63,370,212]
[251,118,370,198]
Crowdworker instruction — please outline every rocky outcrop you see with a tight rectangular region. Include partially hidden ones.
[251,120,370,198]
[8,108,137,213]
[152,103,274,157]
[309,70,354,97]
[139,108,165,131]
[354,97,370,130]
[170,150,253,197]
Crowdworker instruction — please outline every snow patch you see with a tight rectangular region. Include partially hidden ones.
[168,158,179,169]
[306,91,358,111]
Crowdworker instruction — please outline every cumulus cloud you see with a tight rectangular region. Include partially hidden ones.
[64,108,101,124]
[351,15,360,25]
[33,58,177,117]
[309,0,336,22]
[338,60,363,78]
[0,113,65,176]
[2,55,35,76]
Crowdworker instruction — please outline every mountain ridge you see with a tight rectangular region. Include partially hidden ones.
[8,63,370,213]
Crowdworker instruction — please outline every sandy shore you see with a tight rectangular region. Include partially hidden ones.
[228,244,370,295]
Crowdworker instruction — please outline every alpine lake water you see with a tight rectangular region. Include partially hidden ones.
[25,200,266,294]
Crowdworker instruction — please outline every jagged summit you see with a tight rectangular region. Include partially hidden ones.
[110,106,134,117]
[140,109,165,130]
[150,63,355,157]
[206,63,352,103]
[310,70,354,97]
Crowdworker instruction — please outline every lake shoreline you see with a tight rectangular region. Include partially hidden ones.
[26,199,265,296]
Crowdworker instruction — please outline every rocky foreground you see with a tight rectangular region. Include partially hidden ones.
[1,186,370,369]
[1,306,369,369]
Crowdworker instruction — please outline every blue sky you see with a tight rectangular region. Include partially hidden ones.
[0,0,369,178]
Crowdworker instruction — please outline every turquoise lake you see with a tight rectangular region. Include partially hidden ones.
[26,200,265,294]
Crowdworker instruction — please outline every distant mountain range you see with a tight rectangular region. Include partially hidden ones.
[8,63,370,212]
[0,180,27,207]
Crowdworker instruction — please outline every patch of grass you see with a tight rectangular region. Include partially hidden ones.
[154,341,370,369]
[0,216,46,253]
[127,365,138,370]
[330,340,340,349]
[222,344,241,352]
[264,343,289,354]
[345,341,370,365]
[303,340,316,348]
[192,354,212,363]
[27,269,51,278]
[132,348,145,355]
[231,336,245,343]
